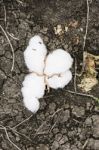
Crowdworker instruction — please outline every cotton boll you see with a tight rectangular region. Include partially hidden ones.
[45,70,72,89]
[24,35,47,74]
[22,73,45,99]
[23,97,40,113]
[44,49,73,76]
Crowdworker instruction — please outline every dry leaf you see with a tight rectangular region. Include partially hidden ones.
[78,52,98,92]
[85,52,97,77]
[78,77,98,92]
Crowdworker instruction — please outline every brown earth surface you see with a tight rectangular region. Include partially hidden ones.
[0,0,99,150]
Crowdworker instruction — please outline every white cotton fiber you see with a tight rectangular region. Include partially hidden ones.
[45,70,72,89]
[24,35,47,75]
[44,49,73,76]
[22,73,45,99]
[23,97,40,113]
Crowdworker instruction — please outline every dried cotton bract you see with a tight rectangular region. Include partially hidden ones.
[22,35,73,113]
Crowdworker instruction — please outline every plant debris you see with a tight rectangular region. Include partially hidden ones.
[69,20,79,28]
[78,52,99,92]
[54,25,64,35]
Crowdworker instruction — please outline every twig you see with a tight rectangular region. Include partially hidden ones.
[82,139,89,149]
[12,115,33,129]
[74,58,77,92]
[79,0,90,76]
[8,127,32,142]
[0,25,15,71]
[83,0,89,51]
[16,0,23,5]
[49,122,57,133]
[0,125,21,150]
[3,5,6,25]
[34,131,49,136]
[65,90,99,102]
[35,121,47,134]
[7,31,19,41]
[50,108,63,118]
[34,108,63,136]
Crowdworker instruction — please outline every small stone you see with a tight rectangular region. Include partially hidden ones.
[36,144,49,150]
[94,140,99,150]
[51,141,59,150]
[16,136,20,142]
[80,28,83,32]
[49,103,56,114]
[71,145,78,150]
[27,147,35,150]
[72,106,85,117]
[85,117,92,126]
[52,128,59,134]
[63,44,68,50]
[55,133,62,141]
[55,110,70,123]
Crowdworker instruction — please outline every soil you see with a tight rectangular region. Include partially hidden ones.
[0,0,99,150]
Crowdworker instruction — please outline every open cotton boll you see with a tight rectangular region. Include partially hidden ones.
[44,49,73,76]
[23,97,40,113]
[24,35,47,74]
[22,73,45,99]
[45,70,72,89]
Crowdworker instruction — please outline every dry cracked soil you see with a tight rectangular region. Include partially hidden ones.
[0,0,99,150]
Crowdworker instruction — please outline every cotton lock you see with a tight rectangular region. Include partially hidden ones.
[22,73,45,99]
[24,35,47,75]
[45,70,72,89]
[23,97,40,113]
[44,49,73,76]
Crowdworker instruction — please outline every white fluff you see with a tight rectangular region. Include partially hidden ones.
[44,49,73,76]
[22,73,45,99]
[23,97,40,113]
[22,36,73,113]
[24,35,47,75]
[45,70,72,89]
